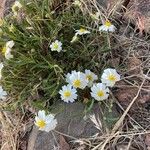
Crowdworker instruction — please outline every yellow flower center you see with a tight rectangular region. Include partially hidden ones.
[79,28,86,33]
[108,74,116,81]
[73,79,81,88]
[36,120,46,128]
[105,21,112,27]
[64,91,71,98]
[86,75,92,81]
[2,46,6,54]
[53,43,59,49]
[97,90,104,97]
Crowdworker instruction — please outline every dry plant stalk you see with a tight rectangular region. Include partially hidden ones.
[0,112,21,150]
[0,111,17,150]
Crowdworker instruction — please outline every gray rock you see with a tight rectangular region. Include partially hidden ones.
[27,102,102,150]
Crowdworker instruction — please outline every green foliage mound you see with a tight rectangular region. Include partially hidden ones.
[0,0,111,109]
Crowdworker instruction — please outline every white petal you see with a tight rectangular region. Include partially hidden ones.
[108,25,116,32]
[44,119,57,132]
[6,41,15,48]
[38,110,46,120]
[45,114,55,123]
[35,116,40,123]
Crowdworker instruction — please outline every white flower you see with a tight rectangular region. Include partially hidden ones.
[91,83,109,101]
[0,63,4,79]
[67,71,88,89]
[101,68,120,87]
[35,110,57,132]
[66,70,77,83]
[99,20,116,32]
[85,70,98,87]
[12,1,22,16]
[0,86,7,100]
[50,40,62,52]
[59,85,77,103]
[3,40,15,60]
[75,28,90,35]
[73,0,82,7]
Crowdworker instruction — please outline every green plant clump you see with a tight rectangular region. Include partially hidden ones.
[0,0,112,110]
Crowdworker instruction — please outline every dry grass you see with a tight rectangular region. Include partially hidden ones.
[0,108,33,150]
[0,111,19,150]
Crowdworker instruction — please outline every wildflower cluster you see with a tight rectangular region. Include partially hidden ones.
[59,68,120,103]
[70,20,116,43]
[0,1,22,101]
[0,24,15,101]
[34,68,120,132]
[0,0,121,133]
[0,0,119,113]
[35,68,120,132]
[0,18,15,101]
